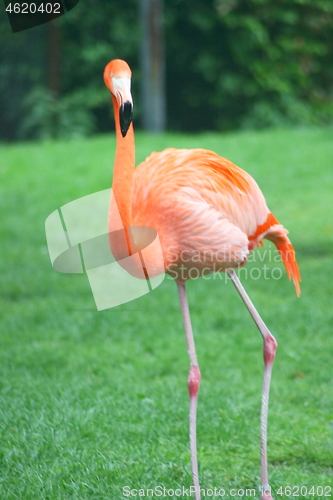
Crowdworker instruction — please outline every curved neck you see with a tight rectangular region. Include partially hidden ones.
[111,94,135,229]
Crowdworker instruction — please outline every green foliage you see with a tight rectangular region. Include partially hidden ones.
[19,87,95,140]
[0,0,140,141]
[1,129,333,498]
[166,0,333,130]
[1,0,333,139]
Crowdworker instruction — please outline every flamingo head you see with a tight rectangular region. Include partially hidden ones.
[104,59,133,137]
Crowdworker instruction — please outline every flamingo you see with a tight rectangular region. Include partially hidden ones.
[103,59,300,500]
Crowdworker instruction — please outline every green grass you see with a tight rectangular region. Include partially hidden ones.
[1,128,333,499]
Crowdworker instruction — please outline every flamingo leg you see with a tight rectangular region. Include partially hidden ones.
[177,282,201,500]
[227,269,277,500]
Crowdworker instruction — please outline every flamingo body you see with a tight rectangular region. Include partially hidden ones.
[132,147,300,292]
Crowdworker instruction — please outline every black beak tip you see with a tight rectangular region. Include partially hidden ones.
[120,101,133,137]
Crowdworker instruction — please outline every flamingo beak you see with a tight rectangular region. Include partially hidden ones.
[119,101,133,137]
[111,76,133,137]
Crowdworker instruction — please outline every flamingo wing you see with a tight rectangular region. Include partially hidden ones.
[132,148,300,293]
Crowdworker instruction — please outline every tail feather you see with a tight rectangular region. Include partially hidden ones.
[251,212,301,296]
[275,241,301,297]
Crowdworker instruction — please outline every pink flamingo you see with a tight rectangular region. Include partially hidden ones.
[103,59,300,500]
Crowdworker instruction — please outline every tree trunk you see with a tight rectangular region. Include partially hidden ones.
[140,0,166,132]
[48,20,61,137]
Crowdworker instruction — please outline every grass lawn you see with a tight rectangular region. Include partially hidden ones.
[1,128,333,499]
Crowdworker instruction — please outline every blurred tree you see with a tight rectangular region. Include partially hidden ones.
[140,0,166,132]
[0,0,332,140]
[0,23,48,140]
[165,0,333,130]
[48,20,61,136]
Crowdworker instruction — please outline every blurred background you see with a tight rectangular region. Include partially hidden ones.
[1,0,333,142]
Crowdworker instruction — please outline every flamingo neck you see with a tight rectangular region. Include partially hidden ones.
[111,95,135,229]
